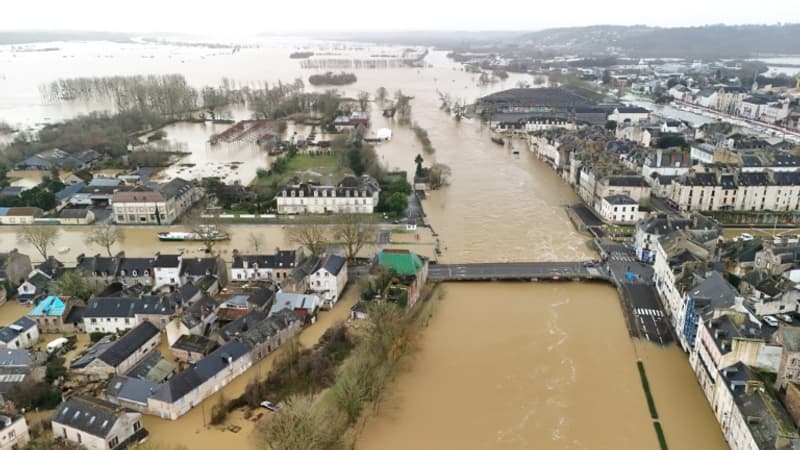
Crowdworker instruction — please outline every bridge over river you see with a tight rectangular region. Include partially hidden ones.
[425,257,671,345]
[428,261,610,282]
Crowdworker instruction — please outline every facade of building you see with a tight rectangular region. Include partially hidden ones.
[82,297,174,334]
[377,249,429,308]
[230,250,300,282]
[598,194,639,224]
[276,175,380,214]
[308,254,348,308]
[72,322,161,379]
[0,412,29,450]
[112,178,200,225]
[26,295,67,333]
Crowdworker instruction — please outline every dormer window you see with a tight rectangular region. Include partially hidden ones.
[120,270,126,276]
[323,190,327,197]
[291,191,296,197]
[132,270,138,277]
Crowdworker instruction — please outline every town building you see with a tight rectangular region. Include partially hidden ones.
[58,207,96,225]
[271,292,321,324]
[275,175,381,214]
[230,249,300,282]
[711,363,800,450]
[152,254,182,287]
[112,178,200,225]
[308,254,348,308]
[0,411,30,450]
[71,322,160,380]
[377,249,429,308]
[170,334,218,363]
[0,207,43,225]
[633,213,719,263]
[82,297,174,334]
[26,295,68,333]
[598,194,639,224]
[51,395,145,450]
[0,317,39,350]
[0,350,42,403]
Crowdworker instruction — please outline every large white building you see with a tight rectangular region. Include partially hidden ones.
[112,178,200,225]
[82,297,174,334]
[0,412,29,450]
[276,175,380,215]
[668,171,800,212]
[598,194,639,224]
[230,250,300,283]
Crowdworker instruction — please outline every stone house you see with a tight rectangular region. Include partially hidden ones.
[308,254,348,309]
[82,297,174,334]
[0,411,30,450]
[377,249,429,308]
[26,295,68,333]
[0,250,32,291]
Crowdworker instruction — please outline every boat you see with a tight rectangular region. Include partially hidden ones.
[491,137,505,145]
[158,230,229,242]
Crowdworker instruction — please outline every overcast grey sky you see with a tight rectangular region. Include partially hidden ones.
[2,0,798,34]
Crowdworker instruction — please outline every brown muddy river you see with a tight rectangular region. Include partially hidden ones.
[0,39,726,449]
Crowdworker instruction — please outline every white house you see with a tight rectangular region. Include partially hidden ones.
[83,297,174,334]
[0,317,39,349]
[308,255,348,308]
[230,250,300,283]
[271,291,321,324]
[52,396,144,450]
[152,254,182,288]
[0,412,29,450]
[276,175,380,215]
[598,194,639,224]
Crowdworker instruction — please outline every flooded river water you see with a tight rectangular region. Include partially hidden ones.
[0,38,727,449]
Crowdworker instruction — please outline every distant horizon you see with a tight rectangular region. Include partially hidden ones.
[1,22,800,37]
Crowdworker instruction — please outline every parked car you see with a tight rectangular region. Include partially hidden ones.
[260,401,280,412]
[779,314,794,323]
[763,316,779,327]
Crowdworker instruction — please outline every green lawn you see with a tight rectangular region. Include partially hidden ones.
[252,153,351,187]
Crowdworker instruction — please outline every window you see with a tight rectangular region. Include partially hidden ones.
[9,429,15,439]
[108,436,118,448]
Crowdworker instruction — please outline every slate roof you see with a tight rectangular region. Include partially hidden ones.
[168,282,199,306]
[180,295,217,329]
[738,172,770,186]
[606,176,647,187]
[604,194,637,205]
[0,349,33,366]
[70,338,115,370]
[690,271,738,313]
[117,258,152,276]
[98,321,159,367]
[218,311,267,342]
[153,340,251,402]
[172,334,217,355]
[153,254,181,268]
[180,258,219,277]
[479,88,593,108]
[247,287,276,309]
[76,255,118,276]
[107,376,159,406]
[239,308,299,348]
[231,251,297,269]
[158,178,192,200]
[84,297,174,319]
[125,351,175,383]
[53,396,133,439]
[0,317,36,344]
[319,254,346,276]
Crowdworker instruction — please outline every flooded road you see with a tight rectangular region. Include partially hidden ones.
[0,39,727,449]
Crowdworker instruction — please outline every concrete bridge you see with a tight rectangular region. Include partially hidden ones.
[428,261,610,283]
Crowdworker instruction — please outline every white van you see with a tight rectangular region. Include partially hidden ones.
[46,337,69,353]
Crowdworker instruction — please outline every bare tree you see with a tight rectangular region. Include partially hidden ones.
[285,224,329,256]
[394,89,412,124]
[334,215,377,261]
[186,212,230,254]
[18,226,60,261]
[248,232,264,253]
[85,223,125,257]
[357,91,370,112]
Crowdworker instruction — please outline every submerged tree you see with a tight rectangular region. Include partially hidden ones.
[84,223,125,257]
[18,226,60,261]
[286,224,329,256]
[334,215,376,261]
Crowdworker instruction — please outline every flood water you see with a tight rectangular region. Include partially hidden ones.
[0,38,726,449]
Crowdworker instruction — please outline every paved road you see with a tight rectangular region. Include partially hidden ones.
[598,238,673,344]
